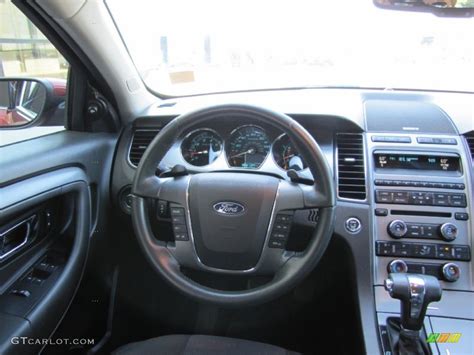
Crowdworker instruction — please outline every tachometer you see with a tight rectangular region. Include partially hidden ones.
[181,129,222,166]
[227,125,271,168]
[272,134,307,171]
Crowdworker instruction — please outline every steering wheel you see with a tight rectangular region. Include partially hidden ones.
[131,104,336,306]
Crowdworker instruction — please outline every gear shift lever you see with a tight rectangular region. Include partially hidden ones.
[384,273,442,354]
[384,273,442,331]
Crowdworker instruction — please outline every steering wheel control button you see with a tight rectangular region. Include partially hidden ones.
[170,207,185,216]
[388,220,408,239]
[375,208,388,217]
[170,205,189,241]
[269,239,285,248]
[442,263,461,282]
[439,223,458,242]
[388,259,408,273]
[268,212,294,248]
[173,224,187,233]
[10,289,31,298]
[171,216,185,225]
[345,217,362,234]
[175,233,188,241]
[276,214,293,223]
[274,223,290,232]
[157,200,169,219]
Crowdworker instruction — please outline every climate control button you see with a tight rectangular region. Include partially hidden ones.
[388,220,408,239]
[439,223,458,242]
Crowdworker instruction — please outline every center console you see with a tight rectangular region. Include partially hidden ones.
[367,133,474,354]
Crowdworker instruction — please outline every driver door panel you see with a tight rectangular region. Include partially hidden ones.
[0,132,115,354]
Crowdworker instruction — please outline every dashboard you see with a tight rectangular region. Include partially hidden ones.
[111,88,474,355]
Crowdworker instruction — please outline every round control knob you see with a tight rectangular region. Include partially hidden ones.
[439,223,458,242]
[345,217,362,234]
[388,220,408,239]
[442,263,461,282]
[388,259,408,273]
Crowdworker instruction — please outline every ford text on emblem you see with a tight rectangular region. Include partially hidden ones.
[213,202,245,216]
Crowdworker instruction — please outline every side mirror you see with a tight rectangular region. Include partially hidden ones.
[373,0,474,17]
[0,78,66,128]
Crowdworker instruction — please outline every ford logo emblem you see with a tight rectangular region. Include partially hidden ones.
[213,202,245,216]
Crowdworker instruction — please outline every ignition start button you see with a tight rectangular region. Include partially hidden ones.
[345,217,362,234]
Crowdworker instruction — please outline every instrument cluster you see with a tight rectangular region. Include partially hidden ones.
[180,125,307,171]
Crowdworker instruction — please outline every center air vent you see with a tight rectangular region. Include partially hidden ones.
[128,129,160,167]
[336,133,367,200]
[464,132,474,162]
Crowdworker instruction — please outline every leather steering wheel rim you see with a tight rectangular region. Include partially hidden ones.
[131,104,336,307]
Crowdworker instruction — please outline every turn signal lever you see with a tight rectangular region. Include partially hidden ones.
[385,273,442,331]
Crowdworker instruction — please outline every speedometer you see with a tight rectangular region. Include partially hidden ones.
[227,125,271,168]
[181,129,222,166]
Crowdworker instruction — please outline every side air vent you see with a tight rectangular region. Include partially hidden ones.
[464,132,474,161]
[336,133,367,200]
[128,129,160,167]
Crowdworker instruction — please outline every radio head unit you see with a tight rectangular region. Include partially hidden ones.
[374,152,461,172]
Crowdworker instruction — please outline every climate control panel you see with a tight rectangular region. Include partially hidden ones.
[386,259,461,282]
[386,220,458,241]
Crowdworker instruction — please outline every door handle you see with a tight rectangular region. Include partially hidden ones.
[0,215,35,261]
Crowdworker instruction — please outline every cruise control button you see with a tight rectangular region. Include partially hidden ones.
[172,216,186,225]
[269,239,285,248]
[174,233,189,241]
[170,207,185,216]
[172,224,187,233]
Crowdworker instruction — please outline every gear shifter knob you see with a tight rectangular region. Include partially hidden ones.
[385,273,442,331]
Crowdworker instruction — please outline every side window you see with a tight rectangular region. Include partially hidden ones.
[0,0,69,128]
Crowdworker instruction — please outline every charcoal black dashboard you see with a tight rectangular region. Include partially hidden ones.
[110,88,474,354]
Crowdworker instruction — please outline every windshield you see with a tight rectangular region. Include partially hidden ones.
[107,0,473,96]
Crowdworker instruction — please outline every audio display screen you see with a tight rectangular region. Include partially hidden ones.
[374,153,460,171]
